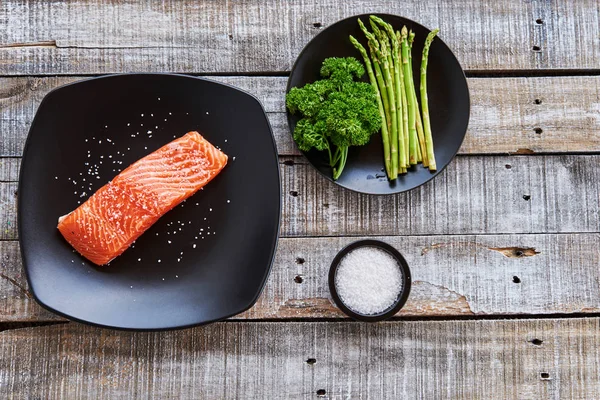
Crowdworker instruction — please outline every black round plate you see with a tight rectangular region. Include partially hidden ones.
[286,14,470,194]
[18,74,281,330]
[328,239,411,322]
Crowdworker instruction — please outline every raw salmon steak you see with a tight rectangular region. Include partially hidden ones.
[57,131,228,266]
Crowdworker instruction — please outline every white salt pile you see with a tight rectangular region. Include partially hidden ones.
[334,246,403,315]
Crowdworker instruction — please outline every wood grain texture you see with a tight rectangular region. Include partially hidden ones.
[0,182,17,240]
[1,154,599,240]
[2,233,599,322]
[2,75,600,157]
[0,158,20,181]
[1,0,599,75]
[280,154,600,237]
[1,318,599,399]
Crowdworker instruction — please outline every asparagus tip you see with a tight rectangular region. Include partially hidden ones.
[425,29,440,45]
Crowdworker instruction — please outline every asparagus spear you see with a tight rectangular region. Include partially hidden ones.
[360,19,397,179]
[396,31,410,167]
[370,16,407,171]
[349,34,393,178]
[375,34,399,179]
[358,20,394,178]
[408,31,428,166]
[401,27,418,165]
[421,29,439,171]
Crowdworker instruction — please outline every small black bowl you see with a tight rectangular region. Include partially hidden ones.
[328,239,411,322]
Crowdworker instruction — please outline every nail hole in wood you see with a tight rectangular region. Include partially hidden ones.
[534,127,543,134]
[296,257,305,264]
[523,195,531,201]
[513,276,521,283]
[536,18,544,24]
[540,372,550,379]
[283,160,294,166]
[534,98,542,105]
[530,338,543,346]
[313,22,323,28]
[228,34,233,40]
[316,389,326,397]
[532,45,541,52]
[515,250,524,257]
[290,190,299,197]
[306,358,317,365]
[505,164,512,169]
[294,275,303,283]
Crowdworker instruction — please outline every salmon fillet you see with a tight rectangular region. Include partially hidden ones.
[57,131,228,266]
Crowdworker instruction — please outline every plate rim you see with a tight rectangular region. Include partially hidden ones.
[17,73,282,331]
[285,13,471,195]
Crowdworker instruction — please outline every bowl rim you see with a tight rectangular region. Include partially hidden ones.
[328,239,412,322]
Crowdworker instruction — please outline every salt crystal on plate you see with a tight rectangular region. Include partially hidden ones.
[334,246,403,315]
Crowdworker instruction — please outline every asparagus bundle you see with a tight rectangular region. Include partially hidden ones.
[350,16,438,179]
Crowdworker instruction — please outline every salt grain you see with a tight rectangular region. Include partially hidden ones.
[334,247,403,315]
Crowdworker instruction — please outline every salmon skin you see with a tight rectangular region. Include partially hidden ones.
[57,131,228,266]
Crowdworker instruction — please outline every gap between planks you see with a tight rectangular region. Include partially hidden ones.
[2,70,600,79]
[5,311,600,333]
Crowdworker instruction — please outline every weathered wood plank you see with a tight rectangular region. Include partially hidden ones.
[1,0,599,74]
[1,154,599,240]
[2,75,600,157]
[0,158,20,181]
[1,319,599,399]
[281,154,600,237]
[0,182,17,240]
[2,233,599,322]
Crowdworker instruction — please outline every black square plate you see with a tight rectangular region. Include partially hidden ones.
[18,74,281,330]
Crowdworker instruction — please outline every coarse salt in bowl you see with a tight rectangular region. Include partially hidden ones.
[328,240,411,322]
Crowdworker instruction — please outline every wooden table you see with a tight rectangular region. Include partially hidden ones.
[1,1,600,398]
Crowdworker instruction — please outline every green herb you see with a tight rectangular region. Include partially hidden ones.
[286,57,382,180]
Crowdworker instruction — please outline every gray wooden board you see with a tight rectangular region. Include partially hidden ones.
[1,233,599,323]
[1,75,600,157]
[1,0,599,75]
[3,154,599,240]
[0,318,599,399]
